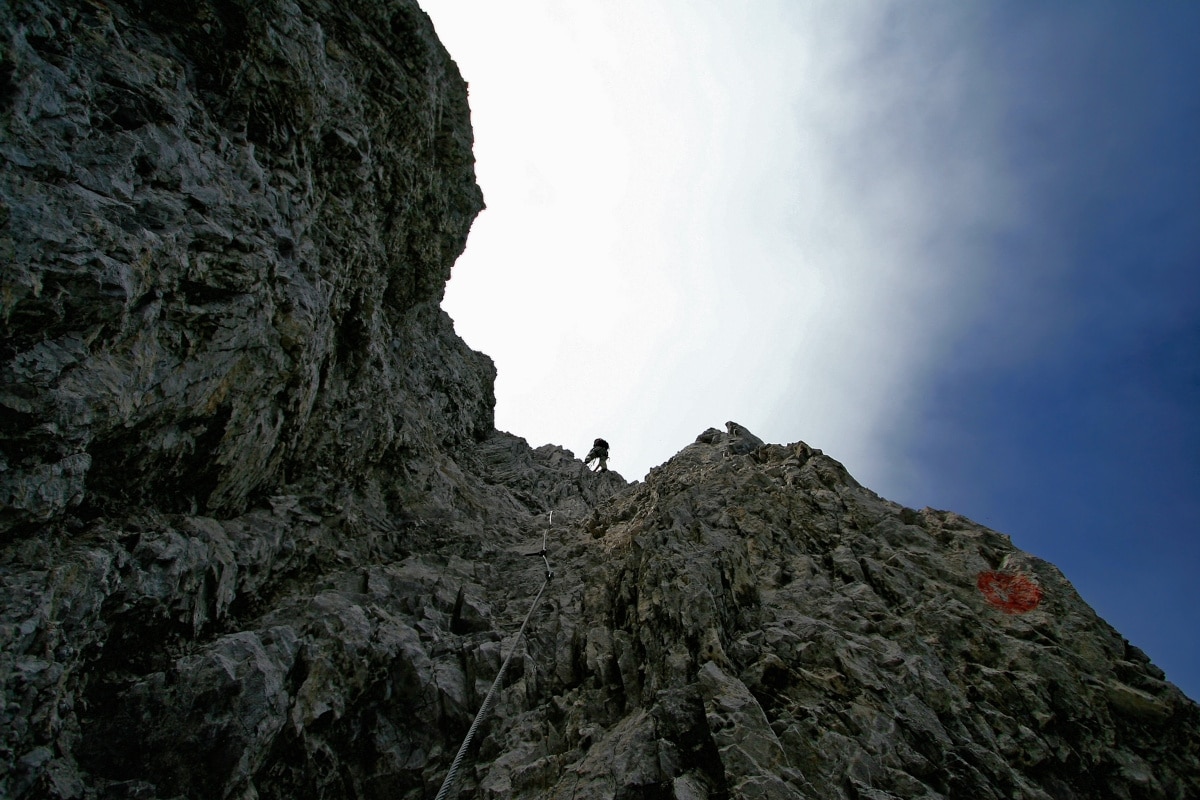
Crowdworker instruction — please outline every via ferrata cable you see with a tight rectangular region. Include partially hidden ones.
[433,514,555,800]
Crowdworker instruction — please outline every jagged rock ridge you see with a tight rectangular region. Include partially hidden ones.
[2,1,1198,799]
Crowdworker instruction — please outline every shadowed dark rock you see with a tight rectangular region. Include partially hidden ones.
[1,0,489,531]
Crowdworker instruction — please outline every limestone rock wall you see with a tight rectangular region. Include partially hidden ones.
[496,430,1200,799]
[1,0,489,532]
[2,2,1199,799]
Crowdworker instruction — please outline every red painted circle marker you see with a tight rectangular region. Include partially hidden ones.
[976,571,1043,614]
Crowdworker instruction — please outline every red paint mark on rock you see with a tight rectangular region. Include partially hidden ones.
[977,571,1043,614]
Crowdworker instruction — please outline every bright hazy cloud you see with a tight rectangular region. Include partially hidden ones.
[426,1,1021,491]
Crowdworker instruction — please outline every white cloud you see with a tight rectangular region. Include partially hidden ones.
[424,1,1020,489]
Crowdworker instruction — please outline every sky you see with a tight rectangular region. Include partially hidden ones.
[420,1,1200,701]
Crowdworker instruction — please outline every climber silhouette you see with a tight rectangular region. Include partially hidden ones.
[584,438,609,472]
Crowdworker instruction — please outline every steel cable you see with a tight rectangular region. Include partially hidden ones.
[433,522,554,800]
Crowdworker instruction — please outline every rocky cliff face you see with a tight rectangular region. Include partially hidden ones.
[1,0,490,533]
[2,2,1198,799]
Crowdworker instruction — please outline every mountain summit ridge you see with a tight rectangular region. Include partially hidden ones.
[1,1,1198,798]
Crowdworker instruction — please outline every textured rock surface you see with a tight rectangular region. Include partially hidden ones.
[3,2,1199,799]
[518,431,1200,799]
[1,0,489,531]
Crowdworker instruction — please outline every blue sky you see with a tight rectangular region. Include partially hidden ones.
[896,3,1200,702]
[421,2,1200,701]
